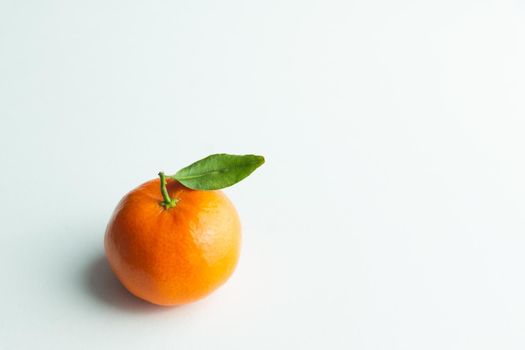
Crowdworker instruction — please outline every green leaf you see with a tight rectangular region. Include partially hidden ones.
[172,153,265,190]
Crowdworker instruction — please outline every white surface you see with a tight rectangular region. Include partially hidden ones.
[1,1,525,349]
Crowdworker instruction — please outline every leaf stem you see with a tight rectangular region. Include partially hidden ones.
[158,172,177,209]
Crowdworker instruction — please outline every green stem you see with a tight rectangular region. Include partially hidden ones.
[158,172,177,209]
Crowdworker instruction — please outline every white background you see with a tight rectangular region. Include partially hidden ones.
[1,0,525,349]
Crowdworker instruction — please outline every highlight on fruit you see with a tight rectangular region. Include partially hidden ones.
[104,153,264,306]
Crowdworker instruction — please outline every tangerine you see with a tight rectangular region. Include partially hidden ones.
[104,177,241,306]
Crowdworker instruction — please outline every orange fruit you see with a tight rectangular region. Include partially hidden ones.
[104,178,241,306]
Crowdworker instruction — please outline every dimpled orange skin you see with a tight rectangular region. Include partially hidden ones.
[104,178,241,306]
